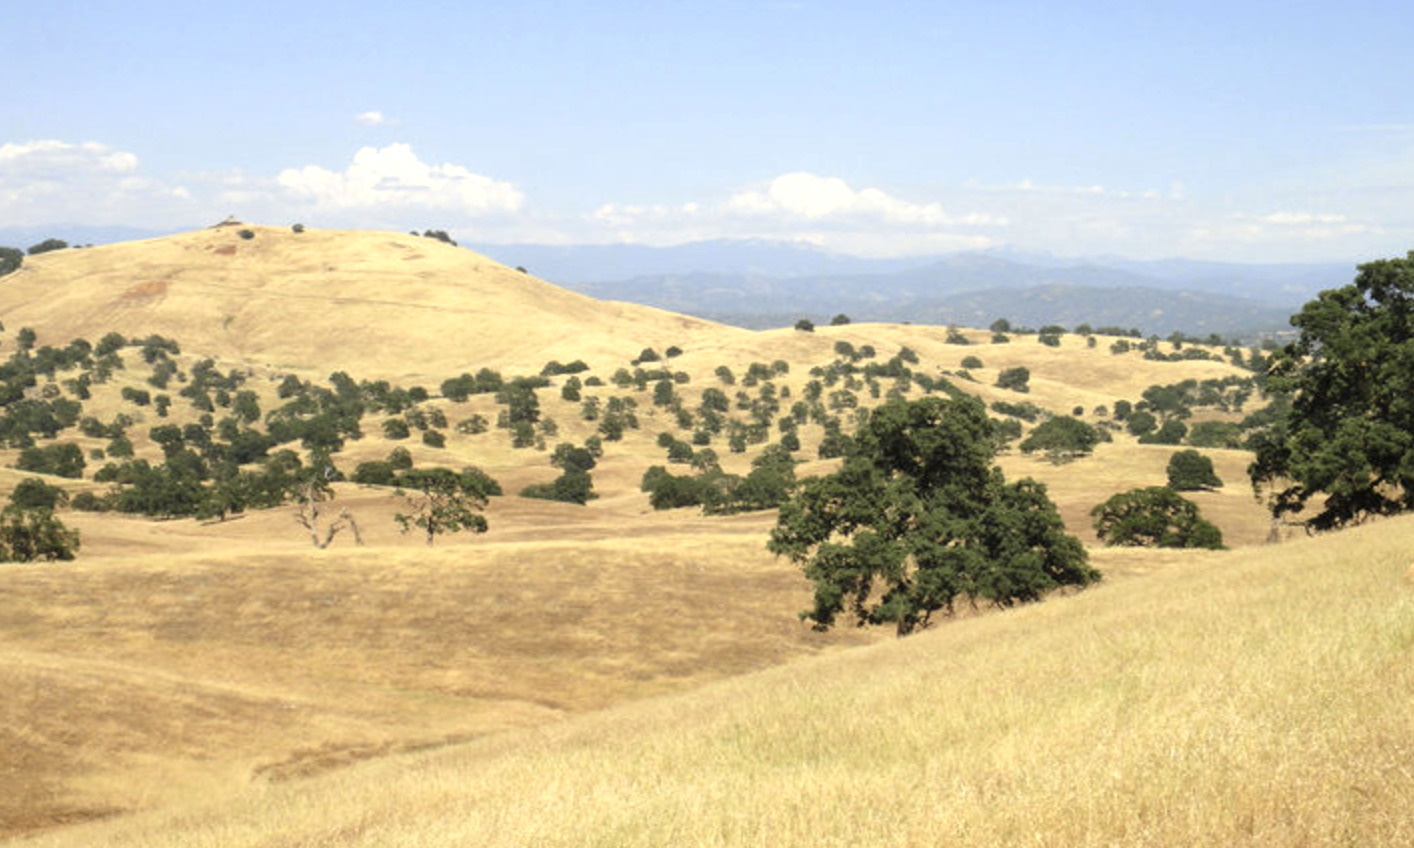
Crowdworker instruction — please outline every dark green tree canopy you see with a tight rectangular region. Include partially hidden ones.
[1091,486,1223,549]
[1167,449,1223,491]
[769,396,1098,636]
[1249,251,1414,529]
[1019,416,1101,462]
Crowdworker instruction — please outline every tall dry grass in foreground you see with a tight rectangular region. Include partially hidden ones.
[23,516,1414,847]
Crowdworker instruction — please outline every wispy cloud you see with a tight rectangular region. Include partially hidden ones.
[354,111,396,127]
[0,139,189,224]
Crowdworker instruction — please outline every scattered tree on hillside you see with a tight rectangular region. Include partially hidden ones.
[0,247,21,277]
[293,466,362,549]
[1019,416,1102,463]
[395,467,491,544]
[1249,251,1414,530]
[1091,487,1223,549]
[0,479,79,562]
[794,319,815,332]
[995,366,1030,393]
[1167,449,1223,490]
[769,396,1098,636]
[830,314,851,326]
[26,238,68,256]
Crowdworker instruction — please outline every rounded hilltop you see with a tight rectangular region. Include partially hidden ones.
[0,223,743,380]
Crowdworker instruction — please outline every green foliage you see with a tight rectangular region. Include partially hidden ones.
[0,246,22,276]
[9,478,68,511]
[1186,420,1243,449]
[1125,409,1157,436]
[0,504,80,562]
[394,467,491,544]
[1248,251,1414,529]
[769,396,1097,636]
[27,238,68,256]
[990,318,1011,333]
[995,366,1030,393]
[1019,416,1101,462]
[1167,449,1223,490]
[1138,418,1187,445]
[961,355,983,369]
[16,442,85,478]
[794,318,815,332]
[422,429,446,448]
[990,399,1047,423]
[1091,487,1224,549]
[830,314,851,326]
[520,470,595,505]
[382,418,410,439]
[945,327,970,345]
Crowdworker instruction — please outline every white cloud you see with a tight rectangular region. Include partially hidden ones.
[355,111,394,126]
[726,172,988,226]
[0,139,188,224]
[277,144,524,216]
[1260,211,1349,225]
[581,173,1004,256]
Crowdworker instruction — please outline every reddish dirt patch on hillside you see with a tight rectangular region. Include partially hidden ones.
[118,280,170,302]
[213,245,237,256]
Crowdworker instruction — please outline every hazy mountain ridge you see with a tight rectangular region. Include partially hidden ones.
[481,241,1350,337]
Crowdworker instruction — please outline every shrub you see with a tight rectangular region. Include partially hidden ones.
[382,419,411,439]
[794,319,815,332]
[1091,487,1224,549]
[1019,416,1101,462]
[995,366,1031,393]
[237,229,255,240]
[1139,418,1188,445]
[27,238,68,256]
[1167,449,1223,490]
[961,355,983,369]
[0,246,22,277]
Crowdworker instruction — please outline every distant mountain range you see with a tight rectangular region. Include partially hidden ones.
[0,226,1355,339]
[478,240,1354,338]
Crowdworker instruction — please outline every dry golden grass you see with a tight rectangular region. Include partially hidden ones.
[0,500,876,837]
[0,226,1345,843]
[1,225,743,378]
[16,509,1412,848]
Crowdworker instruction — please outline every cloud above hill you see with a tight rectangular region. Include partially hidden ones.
[588,172,1005,255]
[0,140,189,223]
[277,144,524,216]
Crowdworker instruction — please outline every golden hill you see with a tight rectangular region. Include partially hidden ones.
[15,506,1414,847]
[0,224,745,379]
[0,227,1314,842]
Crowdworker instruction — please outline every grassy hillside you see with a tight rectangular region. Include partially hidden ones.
[0,227,1322,841]
[16,510,1413,847]
[0,223,741,378]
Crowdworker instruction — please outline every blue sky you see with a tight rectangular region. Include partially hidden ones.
[3,0,1412,261]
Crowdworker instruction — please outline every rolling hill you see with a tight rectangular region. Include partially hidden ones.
[1,225,1402,845]
[0,223,743,379]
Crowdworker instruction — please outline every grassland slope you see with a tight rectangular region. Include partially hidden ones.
[0,225,743,378]
[17,511,1413,847]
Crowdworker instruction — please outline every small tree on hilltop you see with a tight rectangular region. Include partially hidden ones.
[1091,486,1223,549]
[1167,449,1223,491]
[395,467,491,545]
[769,396,1098,636]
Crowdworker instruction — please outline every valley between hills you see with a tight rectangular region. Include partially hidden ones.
[0,224,1409,847]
